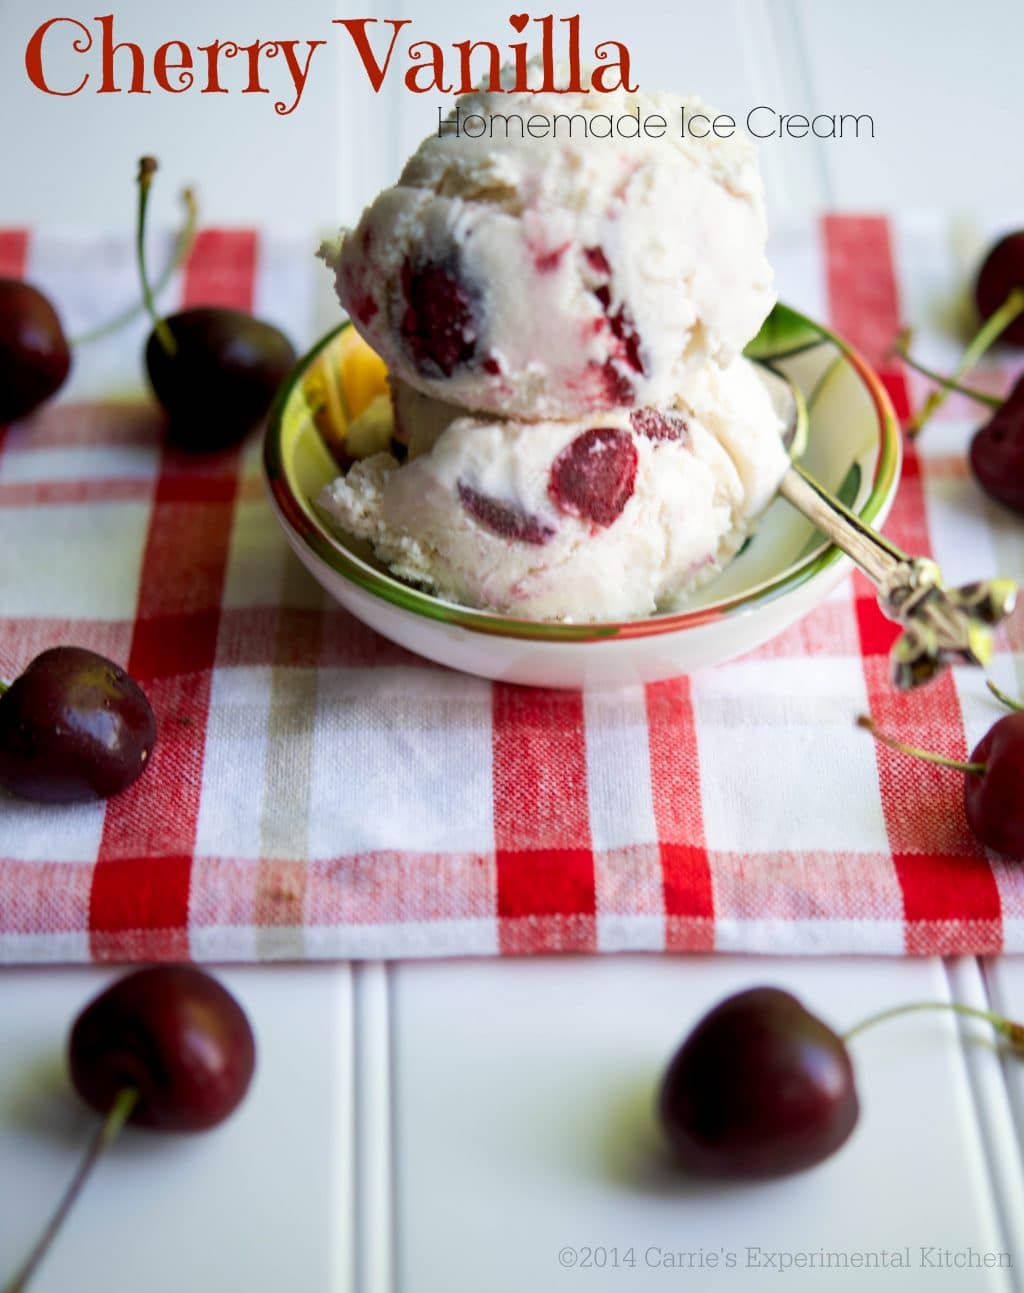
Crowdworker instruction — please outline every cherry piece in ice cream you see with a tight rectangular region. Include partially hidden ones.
[586,245,644,381]
[548,426,638,527]
[631,408,687,442]
[457,481,555,545]
[400,259,478,377]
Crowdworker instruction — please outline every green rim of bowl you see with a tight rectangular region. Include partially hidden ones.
[263,304,901,643]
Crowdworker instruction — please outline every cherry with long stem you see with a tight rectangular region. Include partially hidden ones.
[858,710,1024,857]
[136,157,177,356]
[844,1000,1024,1047]
[856,714,985,774]
[2,1088,138,1293]
[891,329,1002,412]
[908,287,1024,436]
[70,186,197,348]
[134,157,296,450]
[988,679,1024,712]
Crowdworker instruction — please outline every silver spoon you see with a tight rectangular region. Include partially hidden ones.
[759,366,1017,690]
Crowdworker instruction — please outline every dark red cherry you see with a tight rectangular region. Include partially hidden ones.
[399,259,478,377]
[457,481,555,545]
[975,232,1024,348]
[69,966,255,1132]
[0,279,71,422]
[548,426,638,526]
[969,375,1024,514]
[630,408,687,442]
[145,307,296,451]
[659,987,859,1179]
[0,647,156,803]
[963,711,1024,857]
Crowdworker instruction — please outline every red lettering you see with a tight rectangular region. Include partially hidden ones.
[591,41,636,93]
[563,15,584,93]
[196,40,239,94]
[333,18,411,93]
[406,41,449,93]
[238,40,272,94]
[97,14,149,95]
[153,41,194,93]
[24,16,92,96]
[453,40,501,95]
[274,40,326,116]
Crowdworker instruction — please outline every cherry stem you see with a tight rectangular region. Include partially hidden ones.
[71,187,198,348]
[0,681,7,696]
[844,1000,1024,1048]
[2,1087,138,1293]
[891,330,1002,412]
[136,158,177,358]
[908,287,1024,436]
[987,679,1024,712]
[856,714,985,776]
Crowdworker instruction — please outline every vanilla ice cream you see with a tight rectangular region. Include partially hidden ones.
[318,358,788,622]
[322,71,774,421]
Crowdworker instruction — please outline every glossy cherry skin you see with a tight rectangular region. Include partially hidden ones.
[145,307,296,450]
[0,647,156,804]
[969,375,1024,514]
[964,712,1024,857]
[70,966,256,1132]
[975,232,1024,347]
[659,987,859,1179]
[0,279,71,422]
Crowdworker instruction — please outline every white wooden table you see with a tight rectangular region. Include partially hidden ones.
[3,2,1023,1289]
[3,958,1024,1291]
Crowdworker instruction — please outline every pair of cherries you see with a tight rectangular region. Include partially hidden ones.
[0,157,295,449]
[901,230,1024,514]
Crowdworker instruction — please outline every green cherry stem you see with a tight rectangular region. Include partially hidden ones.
[987,679,1024,712]
[891,329,1002,412]
[0,681,8,697]
[844,1001,1024,1047]
[70,187,198,348]
[2,1087,139,1293]
[136,157,177,358]
[856,715,985,775]
[908,287,1024,436]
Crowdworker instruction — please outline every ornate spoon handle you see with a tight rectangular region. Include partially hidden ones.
[779,462,1018,689]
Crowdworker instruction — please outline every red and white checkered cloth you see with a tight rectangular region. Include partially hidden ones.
[2,214,1023,964]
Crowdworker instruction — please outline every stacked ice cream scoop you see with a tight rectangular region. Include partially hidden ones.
[318,72,789,622]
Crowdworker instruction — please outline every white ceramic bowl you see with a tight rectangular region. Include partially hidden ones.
[264,305,900,688]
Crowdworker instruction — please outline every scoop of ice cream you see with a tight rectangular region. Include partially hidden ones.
[322,69,774,420]
[390,354,790,499]
[317,359,788,622]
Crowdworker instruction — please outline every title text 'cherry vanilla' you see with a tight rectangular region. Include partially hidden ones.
[24,14,637,116]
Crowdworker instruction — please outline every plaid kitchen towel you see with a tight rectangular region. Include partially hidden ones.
[1,214,1022,964]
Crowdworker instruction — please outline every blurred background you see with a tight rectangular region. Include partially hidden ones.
[1,0,1021,235]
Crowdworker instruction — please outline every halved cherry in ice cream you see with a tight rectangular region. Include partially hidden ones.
[548,426,638,527]
[631,408,688,442]
[457,482,554,545]
[584,245,644,406]
[400,258,479,377]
